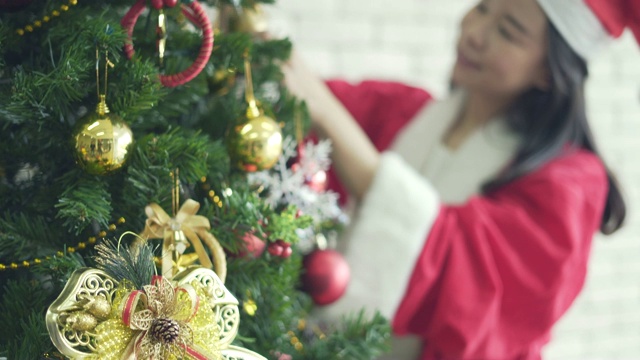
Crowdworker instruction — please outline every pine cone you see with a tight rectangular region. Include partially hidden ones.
[150,318,180,344]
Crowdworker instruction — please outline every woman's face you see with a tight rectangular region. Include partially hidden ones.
[451,0,549,98]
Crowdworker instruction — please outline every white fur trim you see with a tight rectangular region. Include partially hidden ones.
[537,0,612,60]
[317,152,440,321]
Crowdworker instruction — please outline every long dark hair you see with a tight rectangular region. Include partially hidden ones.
[483,23,626,235]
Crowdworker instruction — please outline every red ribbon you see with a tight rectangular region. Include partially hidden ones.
[122,290,144,328]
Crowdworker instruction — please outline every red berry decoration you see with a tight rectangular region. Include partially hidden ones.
[121,0,214,87]
[302,249,350,306]
[267,242,284,257]
[281,246,293,259]
[273,240,292,258]
[305,169,327,192]
[164,0,178,7]
[150,0,163,9]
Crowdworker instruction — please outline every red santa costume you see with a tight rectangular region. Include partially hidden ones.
[315,1,640,359]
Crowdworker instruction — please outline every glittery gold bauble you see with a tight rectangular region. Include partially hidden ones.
[72,96,133,175]
[84,295,112,320]
[227,110,283,172]
[62,311,98,332]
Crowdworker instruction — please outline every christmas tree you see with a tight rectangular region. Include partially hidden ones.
[0,1,389,359]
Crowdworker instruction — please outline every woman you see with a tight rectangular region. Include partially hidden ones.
[284,0,639,358]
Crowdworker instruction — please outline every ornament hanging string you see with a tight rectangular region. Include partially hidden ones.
[243,51,261,118]
[95,47,115,105]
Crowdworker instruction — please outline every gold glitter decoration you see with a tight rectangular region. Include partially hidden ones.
[93,286,135,359]
[47,242,267,359]
[62,311,98,332]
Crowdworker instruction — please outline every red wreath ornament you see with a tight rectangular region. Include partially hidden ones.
[121,0,214,88]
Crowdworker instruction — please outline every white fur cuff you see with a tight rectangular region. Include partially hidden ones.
[321,152,440,320]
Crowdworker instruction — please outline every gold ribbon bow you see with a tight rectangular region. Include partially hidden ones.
[140,199,226,282]
[118,276,221,360]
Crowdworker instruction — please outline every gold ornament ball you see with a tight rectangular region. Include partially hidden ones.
[227,114,283,172]
[217,4,268,34]
[72,100,133,175]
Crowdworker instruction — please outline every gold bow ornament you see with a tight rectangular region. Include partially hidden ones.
[140,199,226,282]
[112,275,220,359]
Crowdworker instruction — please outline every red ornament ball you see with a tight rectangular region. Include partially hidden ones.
[302,249,350,306]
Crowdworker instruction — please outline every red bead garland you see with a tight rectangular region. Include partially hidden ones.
[121,0,214,88]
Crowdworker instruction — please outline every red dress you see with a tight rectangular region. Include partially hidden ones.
[325,80,608,359]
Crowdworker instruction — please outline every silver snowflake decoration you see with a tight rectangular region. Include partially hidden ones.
[248,137,348,250]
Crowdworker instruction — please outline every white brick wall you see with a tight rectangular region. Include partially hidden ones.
[266,0,640,358]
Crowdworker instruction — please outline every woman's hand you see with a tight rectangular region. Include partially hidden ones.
[281,51,343,135]
[281,50,382,201]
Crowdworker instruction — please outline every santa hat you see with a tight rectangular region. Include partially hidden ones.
[536,0,640,60]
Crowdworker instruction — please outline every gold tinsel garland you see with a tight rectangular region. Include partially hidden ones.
[0,217,126,272]
[15,0,79,36]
